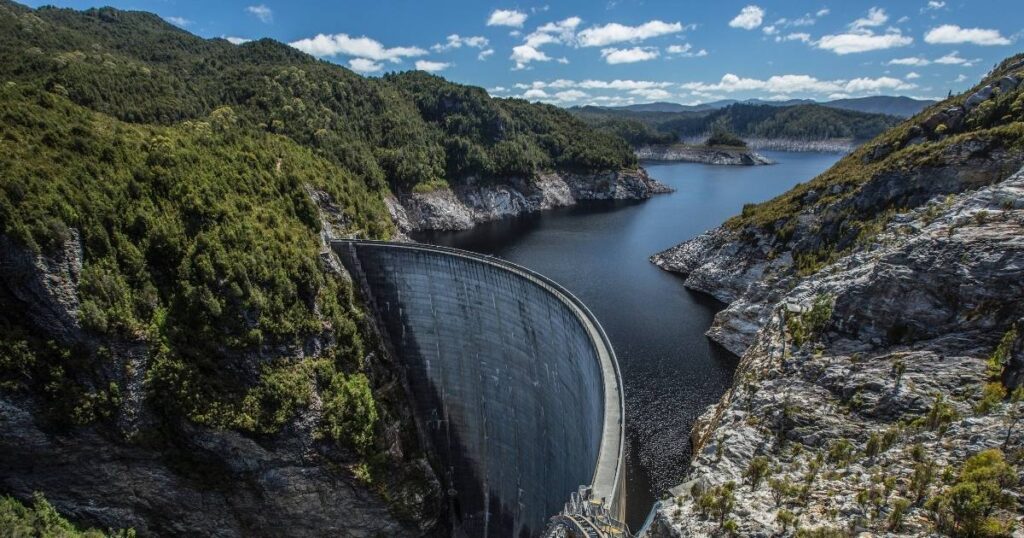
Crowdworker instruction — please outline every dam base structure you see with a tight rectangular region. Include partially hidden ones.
[334,240,626,537]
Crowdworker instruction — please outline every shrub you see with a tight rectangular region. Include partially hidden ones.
[0,492,134,537]
[888,497,911,531]
[744,456,771,489]
[928,449,1016,536]
[704,128,747,148]
[321,372,378,455]
[787,294,835,348]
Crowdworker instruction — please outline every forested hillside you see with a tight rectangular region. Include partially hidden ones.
[0,0,641,533]
[573,102,902,146]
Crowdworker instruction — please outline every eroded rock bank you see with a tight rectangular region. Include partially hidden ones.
[390,168,672,233]
[636,144,774,166]
[647,168,1024,536]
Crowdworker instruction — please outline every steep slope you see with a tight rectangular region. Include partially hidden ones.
[0,0,655,534]
[648,55,1024,536]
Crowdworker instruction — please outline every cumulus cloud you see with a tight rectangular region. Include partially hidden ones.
[246,5,272,23]
[510,45,552,69]
[630,88,674,100]
[666,44,708,57]
[925,1,945,10]
[600,46,660,64]
[431,34,489,52]
[679,73,915,95]
[816,30,911,54]
[224,36,251,45]
[906,71,921,79]
[889,56,931,66]
[164,16,191,27]
[478,49,495,60]
[348,58,383,73]
[924,24,1011,46]
[524,17,581,48]
[814,7,911,54]
[729,5,765,30]
[487,9,527,28]
[289,33,427,62]
[523,88,548,99]
[554,89,590,101]
[850,7,888,30]
[577,20,684,47]
[934,51,977,66]
[577,79,674,90]
[415,60,450,72]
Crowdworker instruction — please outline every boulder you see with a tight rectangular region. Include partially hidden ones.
[964,84,994,111]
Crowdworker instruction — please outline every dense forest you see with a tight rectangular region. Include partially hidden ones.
[0,0,637,489]
[573,102,903,146]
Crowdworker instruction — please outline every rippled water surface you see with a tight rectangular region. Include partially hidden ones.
[415,151,842,529]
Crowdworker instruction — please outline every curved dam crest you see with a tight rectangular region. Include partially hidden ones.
[334,240,625,537]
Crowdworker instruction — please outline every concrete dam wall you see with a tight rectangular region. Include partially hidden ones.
[334,240,625,537]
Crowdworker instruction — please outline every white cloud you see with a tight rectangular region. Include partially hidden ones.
[679,73,915,95]
[164,16,190,27]
[924,24,1011,46]
[906,71,921,79]
[348,58,383,73]
[554,90,590,101]
[889,56,931,66]
[578,20,684,46]
[431,34,489,52]
[246,5,272,23]
[578,79,673,90]
[478,49,495,60]
[816,8,830,17]
[489,86,508,93]
[934,51,977,66]
[289,33,427,62]
[524,16,581,48]
[924,1,945,11]
[954,74,968,82]
[816,30,912,54]
[523,88,548,99]
[630,88,674,100]
[729,5,765,30]
[224,36,251,45]
[762,25,778,35]
[600,46,660,64]
[487,9,527,28]
[415,60,450,72]
[844,76,916,92]
[510,45,552,69]
[666,43,707,57]
[851,7,888,30]
[780,32,811,43]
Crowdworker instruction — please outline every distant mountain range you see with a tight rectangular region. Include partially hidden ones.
[595,95,936,118]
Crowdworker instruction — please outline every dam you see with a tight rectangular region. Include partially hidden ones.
[334,240,626,537]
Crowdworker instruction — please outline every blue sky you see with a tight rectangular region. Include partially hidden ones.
[24,0,1024,105]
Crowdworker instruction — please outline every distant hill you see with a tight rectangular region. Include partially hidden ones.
[572,102,903,146]
[823,96,936,117]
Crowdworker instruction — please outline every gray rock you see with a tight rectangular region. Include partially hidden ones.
[964,84,994,111]
[636,144,775,166]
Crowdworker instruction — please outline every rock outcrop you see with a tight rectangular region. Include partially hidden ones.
[636,144,774,166]
[394,168,671,232]
[0,192,444,537]
[649,167,1024,536]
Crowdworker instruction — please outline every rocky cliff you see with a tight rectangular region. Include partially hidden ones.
[0,191,443,537]
[647,55,1024,536]
[392,168,671,232]
[636,144,774,166]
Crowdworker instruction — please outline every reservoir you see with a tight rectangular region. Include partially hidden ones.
[415,150,842,529]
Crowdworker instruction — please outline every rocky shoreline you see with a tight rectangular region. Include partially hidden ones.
[636,144,773,166]
[645,63,1024,535]
[388,168,672,233]
[646,168,1024,536]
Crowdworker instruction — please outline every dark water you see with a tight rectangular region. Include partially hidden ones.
[415,151,841,529]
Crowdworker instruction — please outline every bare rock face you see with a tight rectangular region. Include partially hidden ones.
[0,231,84,343]
[396,168,672,231]
[0,220,442,536]
[651,168,1024,536]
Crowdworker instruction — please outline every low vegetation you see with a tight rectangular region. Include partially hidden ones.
[0,492,134,537]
